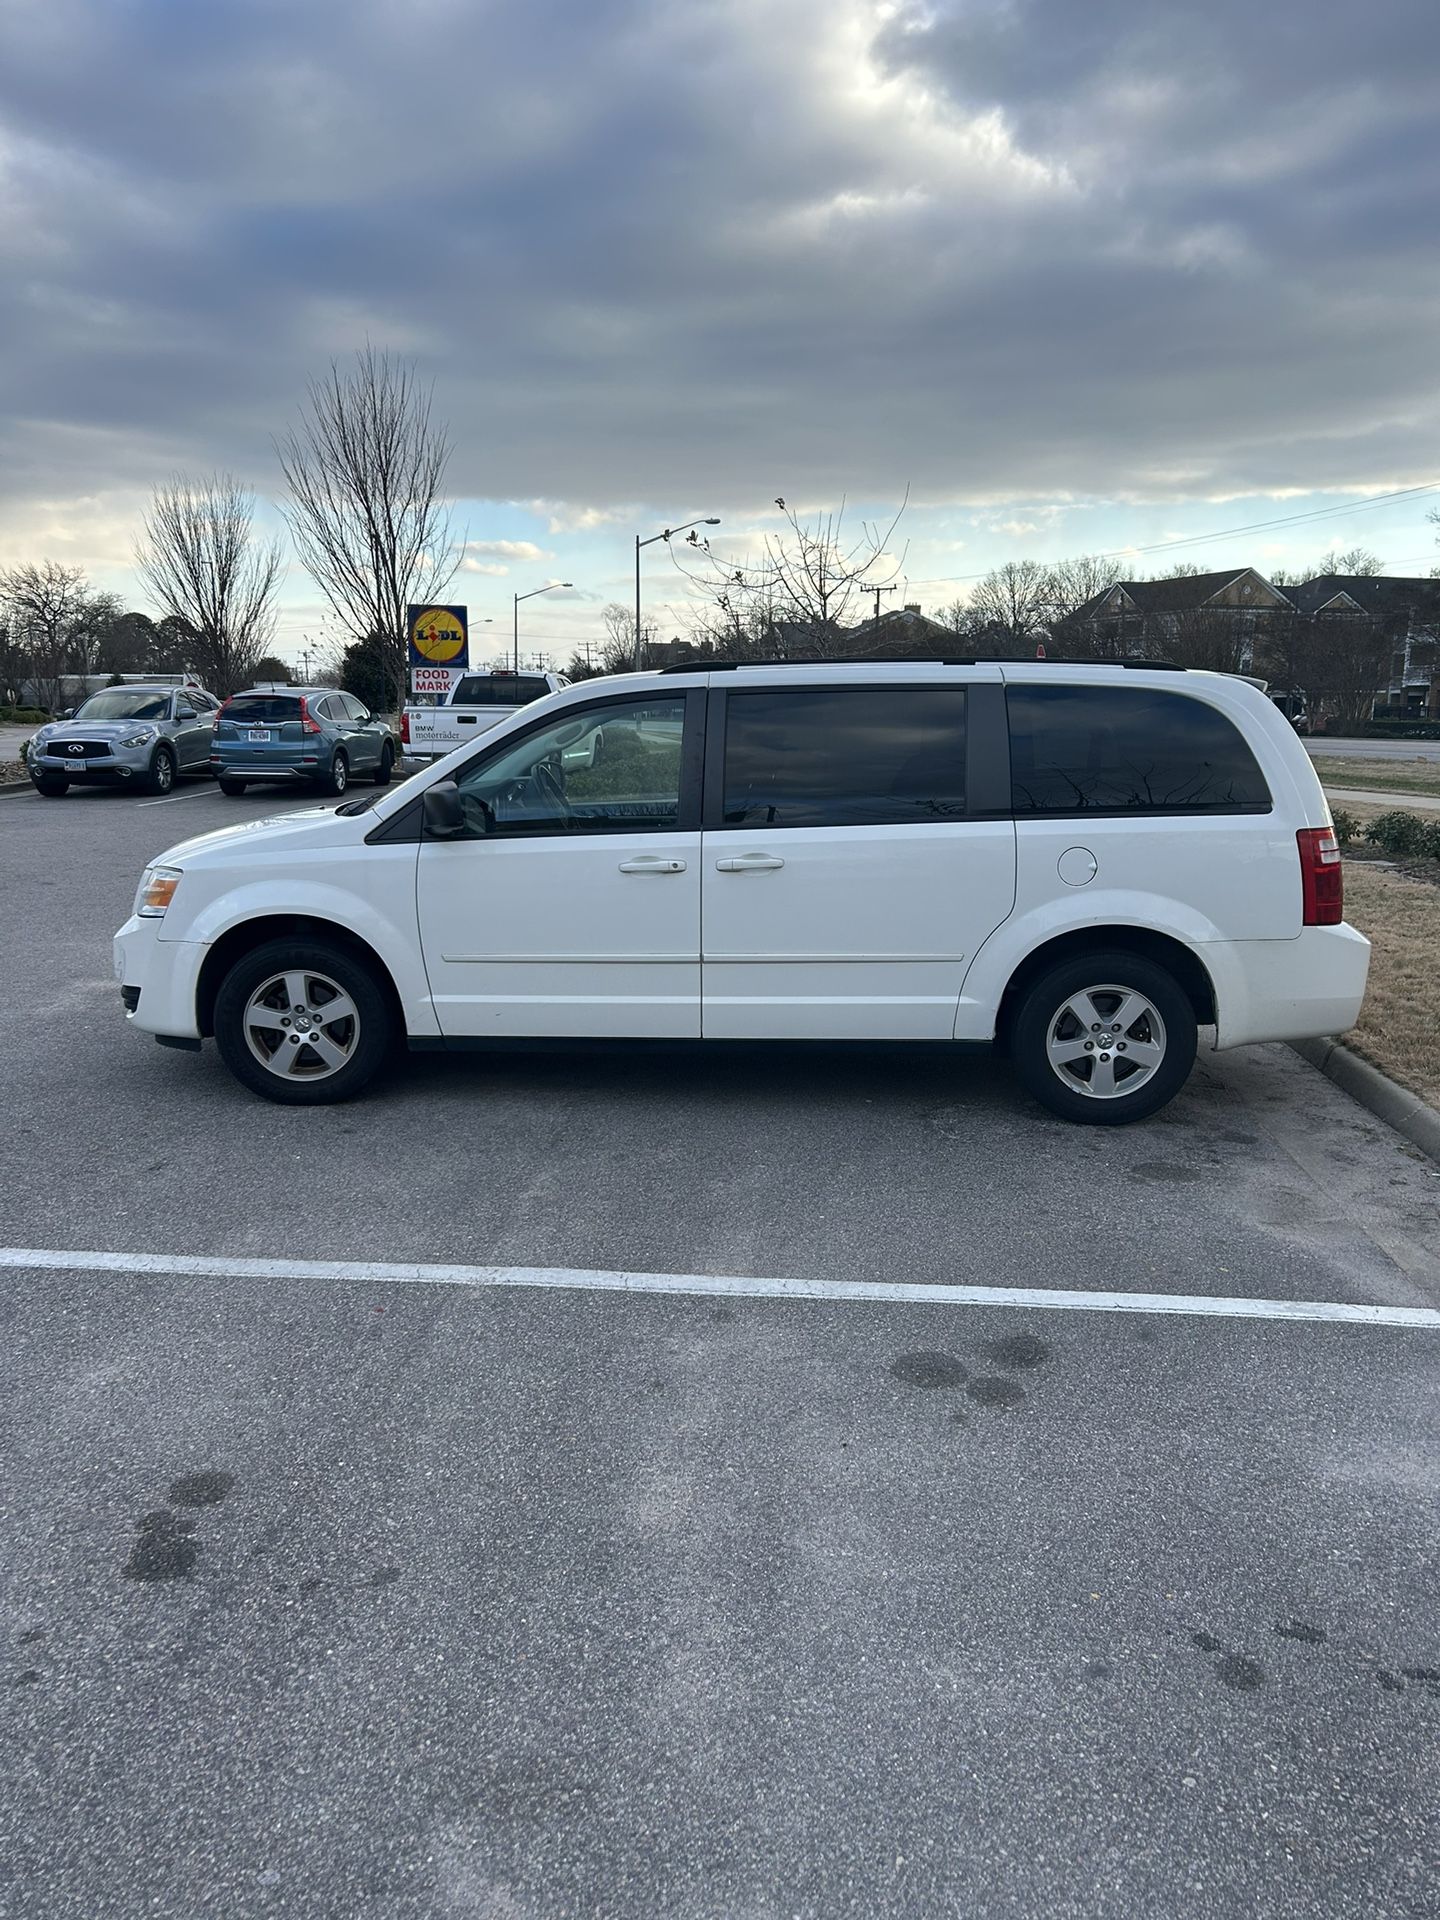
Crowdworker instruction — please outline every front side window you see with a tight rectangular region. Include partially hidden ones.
[1007,686,1272,815]
[453,697,686,837]
[721,688,968,828]
[75,690,171,723]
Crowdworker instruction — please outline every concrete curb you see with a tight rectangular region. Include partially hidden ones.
[1290,1038,1440,1165]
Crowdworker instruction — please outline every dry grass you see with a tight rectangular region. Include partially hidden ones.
[1312,755,1440,798]
[1340,860,1440,1109]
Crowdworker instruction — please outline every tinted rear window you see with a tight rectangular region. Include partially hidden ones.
[452,674,549,705]
[722,688,967,828]
[1007,686,1271,815]
[227,695,300,723]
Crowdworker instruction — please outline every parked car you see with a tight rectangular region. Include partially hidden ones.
[114,659,1370,1123]
[27,684,218,796]
[401,668,567,762]
[211,686,395,797]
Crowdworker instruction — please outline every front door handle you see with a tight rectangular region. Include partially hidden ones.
[715,852,785,873]
[618,856,687,874]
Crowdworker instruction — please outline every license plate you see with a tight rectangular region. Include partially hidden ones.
[247,729,271,742]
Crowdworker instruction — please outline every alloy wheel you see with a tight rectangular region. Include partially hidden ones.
[241,969,362,1083]
[1045,983,1168,1101]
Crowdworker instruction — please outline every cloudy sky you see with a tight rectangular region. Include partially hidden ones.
[2,0,1437,665]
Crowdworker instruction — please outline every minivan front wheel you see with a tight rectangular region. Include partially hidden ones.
[214,941,391,1104]
[1010,950,1197,1125]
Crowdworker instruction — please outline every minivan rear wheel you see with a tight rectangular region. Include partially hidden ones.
[1010,950,1197,1125]
[214,940,391,1104]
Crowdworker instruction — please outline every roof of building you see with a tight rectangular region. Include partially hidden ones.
[1072,568,1264,623]
[1282,574,1440,619]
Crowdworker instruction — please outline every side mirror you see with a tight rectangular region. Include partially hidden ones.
[422,780,466,838]
[57,709,73,721]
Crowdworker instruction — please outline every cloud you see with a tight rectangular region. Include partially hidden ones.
[462,538,549,562]
[459,559,510,576]
[0,0,1436,593]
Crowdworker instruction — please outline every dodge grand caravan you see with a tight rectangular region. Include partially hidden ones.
[114,660,1370,1124]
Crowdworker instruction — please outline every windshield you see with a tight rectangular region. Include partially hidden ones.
[73,690,171,723]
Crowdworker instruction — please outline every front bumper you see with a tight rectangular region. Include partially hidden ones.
[32,746,150,782]
[113,916,207,1041]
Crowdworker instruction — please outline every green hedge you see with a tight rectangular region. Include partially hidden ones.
[1362,718,1440,739]
[1363,809,1440,859]
[0,706,48,725]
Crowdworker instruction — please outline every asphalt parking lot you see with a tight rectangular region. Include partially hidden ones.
[2,774,1439,1919]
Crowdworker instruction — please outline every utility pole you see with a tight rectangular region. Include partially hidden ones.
[865,583,898,625]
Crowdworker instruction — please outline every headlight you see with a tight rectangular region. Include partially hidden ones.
[137,866,182,917]
[120,728,157,748]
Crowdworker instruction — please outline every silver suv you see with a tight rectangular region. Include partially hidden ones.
[28,685,218,797]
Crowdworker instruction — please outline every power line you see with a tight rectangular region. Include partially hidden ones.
[906,482,1440,587]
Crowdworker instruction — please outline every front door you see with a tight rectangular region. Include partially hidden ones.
[416,691,702,1038]
[701,682,1017,1039]
[172,694,211,769]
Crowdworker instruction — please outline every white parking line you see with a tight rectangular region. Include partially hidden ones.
[1,1246,1437,1328]
[137,786,224,807]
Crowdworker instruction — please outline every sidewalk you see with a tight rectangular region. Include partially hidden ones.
[1324,785,1440,813]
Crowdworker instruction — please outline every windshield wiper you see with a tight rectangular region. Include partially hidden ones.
[334,792,380,817]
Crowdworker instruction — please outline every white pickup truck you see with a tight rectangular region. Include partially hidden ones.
[400,669,568,762]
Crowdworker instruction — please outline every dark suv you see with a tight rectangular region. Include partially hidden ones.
[211,687,395,797]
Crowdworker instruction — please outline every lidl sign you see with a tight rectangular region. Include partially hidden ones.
[407,604,469,668]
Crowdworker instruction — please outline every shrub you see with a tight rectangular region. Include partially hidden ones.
[1364,809,1429,857]
[1330,808,1359,847]
[0,706,48,724]
[1421,818,1440,862]
[1362,719,1440,740]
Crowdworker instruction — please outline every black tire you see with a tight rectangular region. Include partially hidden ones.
[31,773,69,796]
[1009,948,1197,1126]
[321,751,349,797]
[217,777,248,797]
[371,742,394,786]
[213,939,392,1105]
[147,745,177,796]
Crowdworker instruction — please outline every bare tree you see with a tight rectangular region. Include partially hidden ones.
[136,474,283,695]
[599,603,639,672]
[966,560,1052,652]
[1308,614,1394,731]
[1046,554,1131,622]
[0,560,102,708]
[673,492,908,655]
[277,346,459,713]
[1316,546,1384,577]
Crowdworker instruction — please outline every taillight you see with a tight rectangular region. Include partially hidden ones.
[1298,826,1343,926]
[299,697,322,735]
[400,710,410,744]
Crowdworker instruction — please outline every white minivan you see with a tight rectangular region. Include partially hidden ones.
[114,660,1369,1124]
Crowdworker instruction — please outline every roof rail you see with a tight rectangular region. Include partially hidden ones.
[657,654,1185,673]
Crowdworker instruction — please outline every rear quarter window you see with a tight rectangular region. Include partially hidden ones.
[1007,685,1271,816]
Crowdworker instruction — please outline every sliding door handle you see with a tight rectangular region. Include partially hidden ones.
[715,852,784,873]
[618,856,687,874]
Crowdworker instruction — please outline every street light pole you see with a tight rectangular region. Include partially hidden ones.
[513,582,573,675]
[634,517,721,670]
